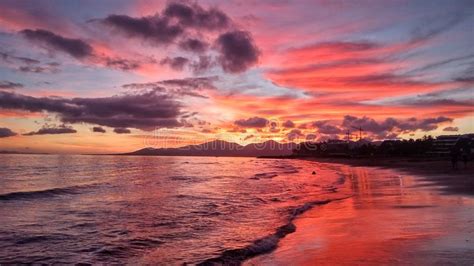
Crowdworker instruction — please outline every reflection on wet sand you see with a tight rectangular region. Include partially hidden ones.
[246,165,474,265]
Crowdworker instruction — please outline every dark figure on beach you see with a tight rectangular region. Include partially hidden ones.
[451,148,460,169]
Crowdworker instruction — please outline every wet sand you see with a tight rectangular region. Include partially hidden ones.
[309,157,474,195]
[246,163,474,265]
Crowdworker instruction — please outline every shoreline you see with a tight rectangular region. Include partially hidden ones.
[245,159,474,265]
[300,157,474,196]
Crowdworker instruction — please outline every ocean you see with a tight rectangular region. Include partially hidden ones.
[0,154,350,264]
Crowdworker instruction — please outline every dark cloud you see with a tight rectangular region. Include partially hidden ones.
[122,76,216,98]
[287,129,304,141]
[443,126,459,132]
[0,81,23,90]
[306,133,317,141]
[100,14,183,45]
[163,2,230,30]
[92,126,106,133]
[1,51,60,73]
[179,38,209,53]
[282,120,295,128]
[342,115,453,137]
[312,120,342,134]
[20,29,143,72]
[157,76,217,90]
[113,127,131,134]
[0,51,40,64]
[98,2,230,46]
[160,56,189,70]
[415,116,453,131]
[97,3,258,73]
[104,57,140,71]
[0,89,183,131]
[23,125,77,136]
[18,64,60,73]
[0,127,17,138]
[20,29,93,59]
[234,116,268,128]
[216,31,259,73]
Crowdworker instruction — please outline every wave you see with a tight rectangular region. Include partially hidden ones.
[250,172,278,179]
[0,184,97,201]
[196,196,351,265]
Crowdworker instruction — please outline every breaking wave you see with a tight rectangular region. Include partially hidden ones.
[0,184,98,201]
[197,197,351,265]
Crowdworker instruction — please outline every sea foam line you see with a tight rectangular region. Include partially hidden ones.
[195,195,352,265]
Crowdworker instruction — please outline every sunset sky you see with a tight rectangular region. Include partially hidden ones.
[0,0,473,153]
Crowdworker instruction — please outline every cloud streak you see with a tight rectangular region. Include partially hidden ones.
[0,127,17,138]
[0,89,184,131]
[23,125,77,136]
[21,29,93,59]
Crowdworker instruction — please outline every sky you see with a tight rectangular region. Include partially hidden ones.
[0,0,473,154]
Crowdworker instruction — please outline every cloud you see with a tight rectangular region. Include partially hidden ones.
[95,3,257,74]
[18,63,60,73]
[312,120,342,134]
[306,133,317,140]
[0,81,23,90]
[0,89,183,131]
[0,127,17,138]
[23,125,77,136]
[234,116,268,128]
[216,31,259,73]
[20,29,93,59]
[443,126,459,132]
[341,115,453,138]
[368,87,474,107]
[163,2,230,30]
[409,11,471,44]
[244,134,255,140]
[97,2,229,46]
[99,14,183,45]
[160,56,189,70]
[104,57,140,71]
[282,120,295,128]
[157,76,217,90]
[287,129,304,141]
[1,51,60,73]
[0,51,40,65]
[19,30,141,72]
[113,127,131,134]
[122,76,216,99]
[92,126,106,133]
[179,38,209,53]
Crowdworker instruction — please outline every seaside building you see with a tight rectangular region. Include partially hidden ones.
[428,134,474,157]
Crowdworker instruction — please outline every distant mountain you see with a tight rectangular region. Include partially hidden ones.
[123,140,297,157]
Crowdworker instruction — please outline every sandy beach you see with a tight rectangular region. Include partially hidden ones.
[246,160,474,265]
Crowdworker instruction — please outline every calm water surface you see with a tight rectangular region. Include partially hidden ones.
[0,154,349,264]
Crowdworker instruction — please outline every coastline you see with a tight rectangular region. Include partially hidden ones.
[245,158,474,265]
[302,157,474,196]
